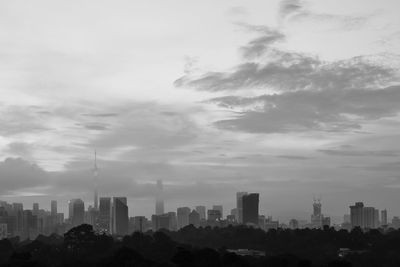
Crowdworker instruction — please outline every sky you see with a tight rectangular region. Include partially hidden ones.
[0,0,400,223]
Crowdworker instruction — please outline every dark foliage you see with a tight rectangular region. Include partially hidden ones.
[0,224,399,267]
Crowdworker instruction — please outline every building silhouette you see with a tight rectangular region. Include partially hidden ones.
[350,202,379,229]
[189,210,200,227]
[93,151,99,210]
[242,193,259,225]
[112,197,128,235]
[155,180,164,215]
[177,207,190,229]
[195,206,206,220]
[98,197,111,234]
[51,200,57,216]
[236,192,248,224]
[69,199,84,227]
[381,209,388,226]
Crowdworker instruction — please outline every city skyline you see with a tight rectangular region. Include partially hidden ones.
[1,0,400,222]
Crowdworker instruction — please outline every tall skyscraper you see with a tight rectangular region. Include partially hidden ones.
[242,193,259,225]
[155,180,164,215]
[93,151,99,210]
[69,199,85,227]
[177,207,190,229]
[350,202,364,228]
[311,197,323,228]
[112,197,128,235]
[236,192,248,224]
[51,200,57,216]
[195,206,206,220]
[381,209,388,226]
[98,197,111,234]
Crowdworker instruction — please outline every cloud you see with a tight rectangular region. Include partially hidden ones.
[0,158,49,195]
[279,0,303,20]
[176,50,395,92]
[318,148,400,157]
[210,85,400,133]
[278,0,369,31]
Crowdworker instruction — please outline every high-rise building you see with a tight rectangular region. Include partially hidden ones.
[350,202,364,228]
[207,209,222,222]
[167,212,177,231]
[98,197,111,234]
[392,216,400,229]
[177,207,190,229]
[155,180,164,215]
[0,223,7,240]
[212,205,223,219]
[33,203,39,215]
[381,209,388,226]
[112,197,128,235]
[69,199,85,227]
[236,192,248,224]
[189,210,200,227]
[195,206,206,220]
[51,200,57,216]
[133,216,148,232]
[350,202,379,229]
[93,151,99,210]
[242,193,259,225]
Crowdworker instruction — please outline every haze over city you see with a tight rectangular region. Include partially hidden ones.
[1,0,400,223]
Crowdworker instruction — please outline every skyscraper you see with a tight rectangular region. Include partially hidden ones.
[112,197,128,235]
[93,151,99,210]
[212,205,223,219]
[350,202,379,229]
[69,199,85,227]
[51,200,57,216]
[155,180,164,215]
[350,202,364,228]
[381,209,388,226]
[242,193,259,225]
[98,197,111,234]
[236,192,248,224]
[195,206,206,220]
[189,210,200,227]
[177,207,190,229]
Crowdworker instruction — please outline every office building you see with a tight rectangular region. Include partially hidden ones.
[132,216,148,232]
[236,192,248,224]
[177,207,190,229]
[69,199,85,227]
[207,209,222,222]
[98,197,111,234]
[212,205,223,219]
[51,200,57,216]
[112,197,128,235]
[349,202,379,229]
[189,210,200,227]
[195,206,206,220]
[381,209,388,226]
[242,193,259,225]
[155,180,164,215]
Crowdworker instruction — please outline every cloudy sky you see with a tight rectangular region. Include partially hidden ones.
[1,0,400,223]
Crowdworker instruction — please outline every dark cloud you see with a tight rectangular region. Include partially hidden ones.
[319,148,400,157]
[211,85,400,133]
[0,158,49,195]
[278,0,368,31]
[277,155,312,160]
[81,113,119,118]
[176,50,395,92]
[279,0,303,20]
[78,122,109,131]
